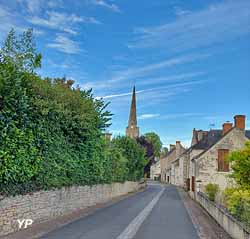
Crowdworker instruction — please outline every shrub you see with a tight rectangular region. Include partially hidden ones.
[0,29,146,197]
[205,183,219,201]
[223,188,250,228]
[112,136,146,181]
[228,141,250,189]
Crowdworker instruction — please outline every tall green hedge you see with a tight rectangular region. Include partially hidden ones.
[0,29,146,197]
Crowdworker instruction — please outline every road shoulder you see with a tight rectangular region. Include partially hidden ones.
[178,187,232,239]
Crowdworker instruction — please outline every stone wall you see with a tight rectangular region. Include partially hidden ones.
[197,128,247,192]
[197,192,250,239]
[0,181,144,237]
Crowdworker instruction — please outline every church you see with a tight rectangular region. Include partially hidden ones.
[126,86,139,139]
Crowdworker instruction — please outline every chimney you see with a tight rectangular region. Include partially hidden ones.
[170,144,175,151]
[176,141,181,157]
[223,122,233,135]
[191,128,198,146]
[197,130,204,142]
[104,132,112,142]
[234,115,246,130]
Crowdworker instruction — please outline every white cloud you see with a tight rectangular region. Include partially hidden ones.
[47,34,82,54]
[130,0,250,51]
[160,113,204,120]
[27,11,101,35]
[174,7,191,16]
[81,69,206,92]
[90,0,120,12]
[138,114,160,120]
[17,0,43,13]
[47,0,63,8]
[101,79,206,111]
[47,59,70,68]
[17,0,64,13]
[136,72,205,87]
[0,6,44,40]
[110,53,209,83]
[96,89,145,99]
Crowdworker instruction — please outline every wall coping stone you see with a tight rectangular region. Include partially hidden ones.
[198,191,250,234]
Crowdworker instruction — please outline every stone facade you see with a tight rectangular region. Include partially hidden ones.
[195,127,248,193]
[150,159,161,180]
[185,115,250,199]
[170,115,250,198]
[160,141,185,183]
[0,181,143,237]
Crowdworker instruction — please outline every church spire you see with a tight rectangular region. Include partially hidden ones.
[129,86,137,126]
[126,86,139,139]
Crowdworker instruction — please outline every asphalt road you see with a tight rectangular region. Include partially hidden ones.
[41,183,199,239]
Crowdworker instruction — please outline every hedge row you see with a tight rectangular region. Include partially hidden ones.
[0,29,146,197]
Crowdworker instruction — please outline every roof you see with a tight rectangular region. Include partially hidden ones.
[192,128,250,161]
[191,130,222,150]
[165,147,175,158]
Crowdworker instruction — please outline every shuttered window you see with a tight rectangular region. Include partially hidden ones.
[218,149,229,172]
[191,176,195,192]
[186,178,190,191]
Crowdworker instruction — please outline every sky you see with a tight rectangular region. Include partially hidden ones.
[0,0,250,147]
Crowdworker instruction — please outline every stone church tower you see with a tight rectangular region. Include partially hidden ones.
[126,86,139,139]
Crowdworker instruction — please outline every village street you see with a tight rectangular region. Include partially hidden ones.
[41,182,199,239]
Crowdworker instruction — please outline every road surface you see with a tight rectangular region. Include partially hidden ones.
[41,183,199,239]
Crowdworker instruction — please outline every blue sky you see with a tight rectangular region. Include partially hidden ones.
[0,0,250,147]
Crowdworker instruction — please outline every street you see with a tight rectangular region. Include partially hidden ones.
[41,183,199,239]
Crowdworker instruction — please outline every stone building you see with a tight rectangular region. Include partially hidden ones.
[171,115,249,194]
[160,141,185,183]
[186,128,223,194]
[150,158,161,180]
[126,86,139,139]
[191,115,250,198]
[171,151,188,187]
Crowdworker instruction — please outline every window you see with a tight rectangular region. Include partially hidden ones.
[218,149,229,172]
[191,176,195,192]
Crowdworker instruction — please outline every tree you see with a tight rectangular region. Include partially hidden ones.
[137,132,163,178]
[144,132,162,157]
[228,141,250,189]
[137,136,154,159]
[137,136,154,177]
[0,28,41,72]
[112,136,146,181]
[161,147,169,157]
[0,29,113,196]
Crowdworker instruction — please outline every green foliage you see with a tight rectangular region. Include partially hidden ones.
[223,188,250,229]
[0,28,41,72]
[0,29,145,197]
[228,141,250,189]
[161,147,169,157]
[205,183,219,201]
[104,141,128,183]
[144,132,162,157]
[112,136,146,181]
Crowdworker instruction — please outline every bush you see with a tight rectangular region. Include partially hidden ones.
[112,136,146,181]
[205,183,219,201]
[0,29,146,197]
[228,141,250,189]
[223,188,250,228]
